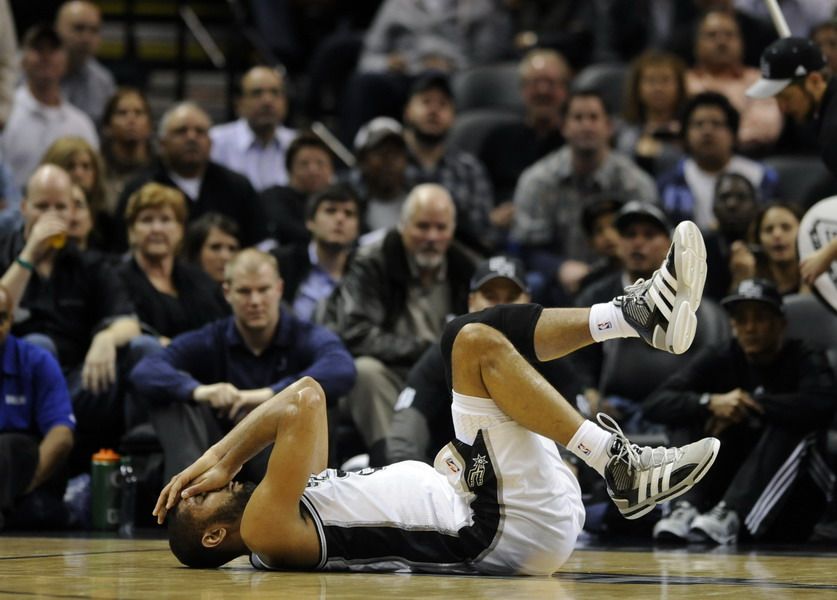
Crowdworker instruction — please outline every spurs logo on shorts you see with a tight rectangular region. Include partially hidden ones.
[467,454,488,488]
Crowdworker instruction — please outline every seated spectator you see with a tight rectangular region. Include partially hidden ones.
[404,71,497,253]
[183,212,241,286]
[646,279,836,544]
[66,184,94,252]
[130,249,356,481]
[481,49,570,205]
[2,24,98,189]
[0,283,75,530]
[273,185,360,323]
[617,50,687,177]
[322,184,477,466]
[748,202,808,296]
[0,165,149,469]
[100,87,154,216]
[117,101,267,251]
[576,197,624,295]
[54,1,116,124]
[658,92,778,230]
[259,132,336,248]
[704,172,761,301]
[812,19,837,76]
[116,183,228,346]
[39,136,115,251]
[510,90,658,303]
[386,255,583,464]
[346,117,410,238]
[685,9,782,152]
[210,66,296,191]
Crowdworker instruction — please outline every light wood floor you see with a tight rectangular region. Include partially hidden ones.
[2,535,837,599]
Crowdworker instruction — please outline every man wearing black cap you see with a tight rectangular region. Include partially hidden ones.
[646,278,836,545]
[746,36,837,177]
[387,255,583,464]
[403,72,497,254]
[0,24,98,189]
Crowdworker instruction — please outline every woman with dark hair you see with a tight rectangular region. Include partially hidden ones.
[744,202,808,296]
[117,183,227,345]
[101,87,154,215]
[40,136,114,251]
[183,212,241,285]
[617,50,688,176]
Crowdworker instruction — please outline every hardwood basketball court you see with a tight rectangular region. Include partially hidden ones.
[2,533,836,598]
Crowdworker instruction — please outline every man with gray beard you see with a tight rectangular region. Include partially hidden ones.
[322,184,477,465]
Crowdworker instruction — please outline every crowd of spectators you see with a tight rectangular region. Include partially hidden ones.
[1,0,836,547]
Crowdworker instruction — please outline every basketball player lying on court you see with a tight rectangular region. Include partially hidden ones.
[154,221,720,575]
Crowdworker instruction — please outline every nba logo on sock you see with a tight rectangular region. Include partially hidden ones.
[577,442,591,456]
[596,320,612,331]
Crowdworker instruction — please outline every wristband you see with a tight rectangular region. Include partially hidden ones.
[15,256,34,271]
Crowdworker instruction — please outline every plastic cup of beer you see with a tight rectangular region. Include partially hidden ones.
[49,232,66,249]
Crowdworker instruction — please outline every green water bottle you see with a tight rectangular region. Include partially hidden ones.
[91,448,121,530]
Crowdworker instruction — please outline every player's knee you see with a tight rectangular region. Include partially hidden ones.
[454,322,507,354]
[296,376,325,405]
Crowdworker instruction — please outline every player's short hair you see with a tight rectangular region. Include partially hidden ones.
[167,504,241,569]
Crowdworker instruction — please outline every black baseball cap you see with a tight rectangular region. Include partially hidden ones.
[746,37,826,99]
[721,279,784,316]
[409,70,454,100]
[614,201,672,235]
[470,256,529,294]
[22,24,63,50]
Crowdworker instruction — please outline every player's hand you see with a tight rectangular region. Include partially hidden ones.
[193,382,240,411]
[152,448,240,524]
[82,331,117,394]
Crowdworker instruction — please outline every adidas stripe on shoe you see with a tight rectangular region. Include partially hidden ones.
[616,220,707,355]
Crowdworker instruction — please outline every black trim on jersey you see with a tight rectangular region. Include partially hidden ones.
[317,430,502,568]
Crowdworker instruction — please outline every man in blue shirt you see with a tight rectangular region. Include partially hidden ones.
[0,283,74,530]
[130,249,356,481]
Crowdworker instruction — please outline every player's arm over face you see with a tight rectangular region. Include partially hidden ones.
[239,379,328,568]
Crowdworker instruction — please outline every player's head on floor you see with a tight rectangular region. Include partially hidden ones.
[167,481,256,568]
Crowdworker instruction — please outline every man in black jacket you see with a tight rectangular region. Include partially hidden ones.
[115,101,268,251]
[645,279,836,545]
[323,183,477,465]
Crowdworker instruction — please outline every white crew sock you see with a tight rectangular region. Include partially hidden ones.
[567,419,613,476]
[588,302,640,343]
